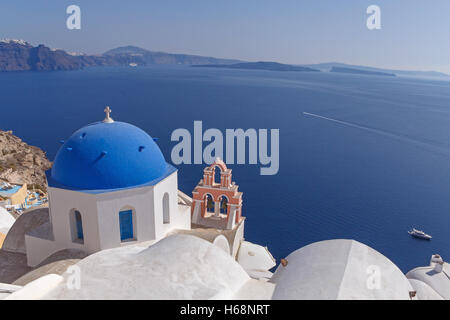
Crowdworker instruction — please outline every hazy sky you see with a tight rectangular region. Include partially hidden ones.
[1,1,449,72]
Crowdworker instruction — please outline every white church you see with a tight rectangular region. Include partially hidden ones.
[24,107,192,266]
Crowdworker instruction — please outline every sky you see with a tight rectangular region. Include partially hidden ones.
[1,0,449,73]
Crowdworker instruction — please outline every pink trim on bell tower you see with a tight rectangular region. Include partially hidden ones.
[191,158,243,230]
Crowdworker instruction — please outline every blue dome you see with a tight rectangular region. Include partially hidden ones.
[50,121,169,190]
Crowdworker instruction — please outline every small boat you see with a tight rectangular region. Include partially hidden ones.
[408,228,432,240]
[129,63,138,67]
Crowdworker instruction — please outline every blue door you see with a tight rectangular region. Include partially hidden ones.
[119,210,134,241]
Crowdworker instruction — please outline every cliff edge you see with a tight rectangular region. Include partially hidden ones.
[0,130,51,190]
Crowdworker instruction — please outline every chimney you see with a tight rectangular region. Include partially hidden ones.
[430,254,444,273]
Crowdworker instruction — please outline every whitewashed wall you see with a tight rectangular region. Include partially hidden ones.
[25,171,191,267]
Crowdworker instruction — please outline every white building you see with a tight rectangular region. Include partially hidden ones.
[24,108,190,266]
[406,254,450,300]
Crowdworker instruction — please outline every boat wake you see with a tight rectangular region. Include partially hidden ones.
[302,112,450,156]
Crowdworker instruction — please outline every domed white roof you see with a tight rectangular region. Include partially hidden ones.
[270,239,414,300]
[41,235,251,299]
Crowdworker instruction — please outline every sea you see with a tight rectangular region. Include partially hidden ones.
[1,65,450,273]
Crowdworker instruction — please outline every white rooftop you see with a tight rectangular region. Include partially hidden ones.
[406,261,450,300]
[408,279,444,300]
[270,239,414,300]
[41,235,255,300]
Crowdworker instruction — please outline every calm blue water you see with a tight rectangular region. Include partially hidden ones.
[1,65,450,272]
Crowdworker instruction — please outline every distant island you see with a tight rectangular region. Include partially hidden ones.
[193,61,320,72]
[330,66,396,77]
[300,62,450,78]
[0,40,240,72]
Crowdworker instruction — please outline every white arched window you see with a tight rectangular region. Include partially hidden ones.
[163,193,170,224]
